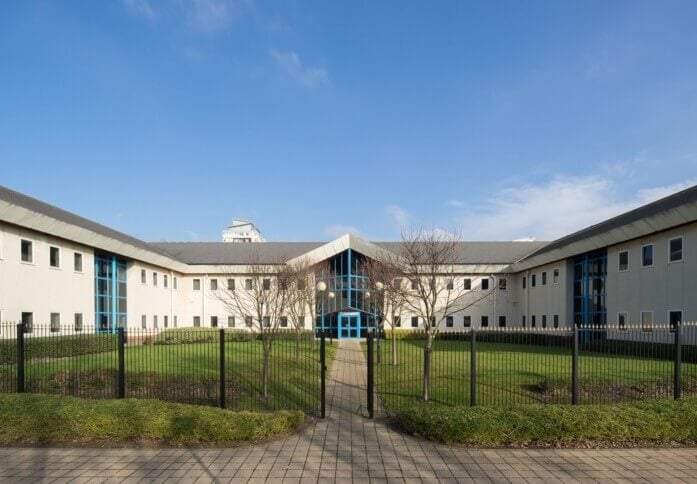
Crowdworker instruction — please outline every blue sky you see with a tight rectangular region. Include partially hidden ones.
[1,1,696,242]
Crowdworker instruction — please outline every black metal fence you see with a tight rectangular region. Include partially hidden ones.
[368,323,697,414]
[0,324,326,416]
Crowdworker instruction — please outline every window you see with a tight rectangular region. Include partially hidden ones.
[153,315,158,329]
[262,279,271,291]
[298,317,305,328]
[429,316,435,328]
[74,253,83,272]
[141,315,146,329]
[141,269,146,284]
[618,312,627,331]
[669,237,683,262]
[498,316,506,327]
[193,279,201,290]
[49,247,60,269]
[541,315,547,328]
[20,239,33,263]
[210,279,218,291]
[641,311,653,332]
[74,313,83,332]
[531,315,536,328]
[245,316,253,327]
[499,278,507,290]
[446,316,453,328]
[481,279,489,290]
[531,274,536,287]
[50,313,60,332]
[211,316,218,328]
[173,277,178,290]
[522,315,526,328]
[618,250,629,271]
[669,310,682,332]
[464,278,472,290]
[541,271,547,286]
[642,244,654,267]
[153,272,158,286]
[193,316,201,327]
[227,279,235,290]
[553,314,559,329]
[411,316,419,328]
[553,268,559,284]
[174,316,178,328]
[522,276,526,289]
[393,278,402,290]
[245,279,252,290]
[446,279,454,290]
[21,312,33,333]
[164,315,168,328]
[463,316,471,327]
[280,316,288,328]
[164,275,168,288]
[298,279,306,290]
[481,315,489,328]
[228,316,235,328]
[394,316,401,328]
[262,316,271,327]
[411,279,419,290]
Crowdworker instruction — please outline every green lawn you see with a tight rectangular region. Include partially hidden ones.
[0,334,334,416]
[0,393,304,446]
[370,338,697,412]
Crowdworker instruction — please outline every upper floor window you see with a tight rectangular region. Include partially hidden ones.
[74,252,83,272]
[245,278,253,290]
[481,278,489,290]
[210,279,218,291]
[193,279,201,290]
[446,279,454,290]
[522,276,526,289]
[618,250,629,271]
[498,278,506,290]
[669,237,683,262]
[553,268,559,284]
[464,278,471,290]
[141,269,146,284]
[531,274,536,287]
[541,271,547,285]
[227,278,235,290]
[20,239,33,263]
[642,244,654,267]
[297,279,306,290]
[262,278,271,291]
[164,275,168,288]
[411,279,419,290]
[49,246,60,268]
[152,272,158,286]
[173,277,178,289]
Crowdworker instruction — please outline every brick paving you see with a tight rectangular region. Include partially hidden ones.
[1,339,696,482]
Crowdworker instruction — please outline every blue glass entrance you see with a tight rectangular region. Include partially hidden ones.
[339,312,361,339]
[95,253,127,334]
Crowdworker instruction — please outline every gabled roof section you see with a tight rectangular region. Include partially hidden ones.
[285,234,396,266]
[514,183,697,270]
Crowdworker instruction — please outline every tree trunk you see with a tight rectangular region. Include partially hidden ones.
[422,332,433,401]
[262,336,271,400]
[391,326,398,366]
[295,329,301,365]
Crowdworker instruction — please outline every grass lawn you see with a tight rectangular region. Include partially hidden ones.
[370,339,697,412]
[0,393,304,446]
[389,397,697,446]
[0,334,335,415]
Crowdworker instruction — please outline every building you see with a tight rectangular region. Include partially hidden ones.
[0,183,695,338]
[222,219,265,243]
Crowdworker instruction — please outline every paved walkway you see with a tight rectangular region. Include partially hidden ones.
[1,340,697,483]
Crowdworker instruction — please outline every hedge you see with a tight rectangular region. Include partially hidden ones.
[0,333,118,364]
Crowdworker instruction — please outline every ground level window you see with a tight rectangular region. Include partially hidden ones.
[193,316,201,327]
[464,278,471,290]
[481,315,488,328]
[394,316,401,327]
[74,313,83,332]
[618,312,627,331]
[531,315,536,328]
[280,316,288,328]
[553,314,559,328]
[228,316,235,328]
[669,310,682,332]
[50,313,60,332]
[262,316,270,327]
[164,315,168,328]
[174,315,178,328]
[411,316,418,328]
[245,316,253,327]
[211,316,218,328]
[153,315,158,329]
[141,315,146,328]
[641,311,653,332]
[522,315,526,327]
[445,315,453,328]
[498,316,506,327]
[541,315,547,328]
[21,312,33,333]
[463,315,471,327]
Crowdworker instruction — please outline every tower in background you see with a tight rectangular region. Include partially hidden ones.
[222,219,265,243]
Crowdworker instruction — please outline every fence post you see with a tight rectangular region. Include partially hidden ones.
[367,330,374,419]
[16,323,25,393]
[219,328,226,409]
[470,328,476,406]
[320,331,326,418]
[572,325,579,405]
[674,322,682,400]
[117,327,125,399]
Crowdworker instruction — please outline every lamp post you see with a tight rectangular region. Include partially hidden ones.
[328,290,335,344]
[374,282,384,363]
[316,281,326,337]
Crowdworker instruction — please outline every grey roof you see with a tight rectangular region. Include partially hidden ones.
[151,240,548,265]
[521,183,697,261]
[0,184,174,259]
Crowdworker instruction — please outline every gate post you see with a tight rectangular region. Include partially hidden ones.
[572,325,579,405]
[470,328,476,406]
[320,331,326,418]
[220,329,226,409]
[16,323,25,393]
[367,331,374,419]
[674,322,682,400]
[117,327,125,399]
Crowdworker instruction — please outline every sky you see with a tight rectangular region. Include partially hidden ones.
[1,0,696,243]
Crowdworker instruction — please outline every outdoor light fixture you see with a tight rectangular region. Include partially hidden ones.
[365,291,371,299]
[374,281,384,291]
[328,291,335,299]
[316,281,327,292]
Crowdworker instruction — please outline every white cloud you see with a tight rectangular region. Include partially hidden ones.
[323,224,364,239]
[185,0,241,32]
[270,50,328,88]
[454,176,696,241]
[121,0,157,20]
[445,200,464,208]
[384,204,411,229]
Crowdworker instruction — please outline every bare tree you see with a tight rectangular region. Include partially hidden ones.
[363,257,404,365]
[378,227,495,401]
[215,253,294,400]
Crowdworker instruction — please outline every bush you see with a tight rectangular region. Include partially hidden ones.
[0,334,118,364]
[155,328,256,345]
[389,397,697,446]
[0,393,304,446]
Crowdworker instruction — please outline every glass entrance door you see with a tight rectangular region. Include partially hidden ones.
[339,312,360,339]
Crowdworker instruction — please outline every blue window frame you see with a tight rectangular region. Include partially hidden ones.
[573,248,607,329]
[94,253,127,333]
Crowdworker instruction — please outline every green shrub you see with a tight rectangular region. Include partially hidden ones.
[155,328,256,344]
[0,334,118,364]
